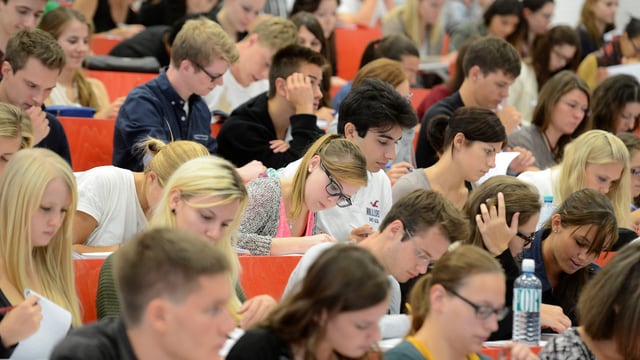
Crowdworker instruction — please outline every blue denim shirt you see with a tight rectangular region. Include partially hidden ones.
[113,68,216,171]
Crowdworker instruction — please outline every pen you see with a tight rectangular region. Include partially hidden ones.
[0,306,15,314]
[385,164,414,172]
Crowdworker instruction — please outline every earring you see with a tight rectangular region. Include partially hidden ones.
[171,208,176,214]
[308,167,312,173]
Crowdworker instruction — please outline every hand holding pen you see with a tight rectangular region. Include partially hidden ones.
[0,295,42,348]
[385,162,415,185]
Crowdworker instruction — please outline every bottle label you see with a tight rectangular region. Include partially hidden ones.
[514,288,540,312]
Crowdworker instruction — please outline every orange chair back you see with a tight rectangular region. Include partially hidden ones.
[238,255,302,300]
[334,26,382,81]
[85,70,157,101]
[59,116,115,171]
[595,251,617,267]
[74,258,106,324]
[90,35,123,55]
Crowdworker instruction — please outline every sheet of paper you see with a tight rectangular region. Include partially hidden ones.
[476,151,520,185]
[606,62,640,81]
[10,289,72,359]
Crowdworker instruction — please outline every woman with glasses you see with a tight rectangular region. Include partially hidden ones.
[385,244,537,360]
[462,176,542,340]
[523,188,618,330]
[518,130,632,229]
[577,17,640,90]
[237,134,368,255]
[508,71,592,171]
[590,74,640,134]
[393,107,507,209]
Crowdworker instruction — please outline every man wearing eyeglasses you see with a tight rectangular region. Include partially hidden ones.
[113,18,237,172]
[283,189,469,339]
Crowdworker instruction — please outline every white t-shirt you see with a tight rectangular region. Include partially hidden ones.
[280,159,393,242]
[337,0,388,27]
[517,167,560,204]
[203,70,269,117]
[283,242,409,339]
[75,166,147,247]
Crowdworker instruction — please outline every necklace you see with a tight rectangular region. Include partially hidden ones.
[542,130,558,154]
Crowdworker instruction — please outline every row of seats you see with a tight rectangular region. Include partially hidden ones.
[74,250,617,325]
[74,255,302,324]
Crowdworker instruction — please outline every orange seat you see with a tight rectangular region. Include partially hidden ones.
[481,346,541,359]
[90,35,123,55]
[410,88,431,113]
[74,258,106,324]
[334,26,382,81]
[85,70,157,101]
[59,116,115,171]
[595,251,616,267]
[211,122,223,137]
[238,255,302,300]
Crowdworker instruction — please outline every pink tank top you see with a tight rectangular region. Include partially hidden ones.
[276,197,315,237]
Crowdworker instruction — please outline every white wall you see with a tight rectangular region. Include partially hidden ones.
[551,0,639,30]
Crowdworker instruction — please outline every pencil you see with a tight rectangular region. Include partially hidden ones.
[0,306,15,314]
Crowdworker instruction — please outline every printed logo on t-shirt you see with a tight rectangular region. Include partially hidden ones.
[366,200,381,224]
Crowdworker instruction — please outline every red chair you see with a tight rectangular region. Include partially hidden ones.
[595,251,617,267]
[238,255,302,300]
[334,26,382,81]
[85,70,157,101]
[90,34,123,55]
[59,116,115,172]
[74,258,106,324]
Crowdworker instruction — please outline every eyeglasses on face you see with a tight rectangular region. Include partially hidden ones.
[516,231,535,247]
[404,228,431,265]
[443,285,510,321]
[319,161,352,208]
[194,62,223,83]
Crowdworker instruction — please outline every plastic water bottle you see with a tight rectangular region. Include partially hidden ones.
[512,259,541,346]
[536,195,555,230]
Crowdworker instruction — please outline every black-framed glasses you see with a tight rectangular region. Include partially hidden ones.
[405,228,431,265]
[194,62,223,83]
[443,285,509,321]
[516,231,535,247]
[319,161,352,208]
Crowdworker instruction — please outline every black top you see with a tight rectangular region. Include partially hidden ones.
[37,112,72,166]
[50,316,137,360]
[109,25,171,68]
[137,0,186,27]
[93,0,138,33]
[217,93,324,168]
[415,91,465,168]
[490,249,522,340]
[0,290,17,358]
[226,327,293,360]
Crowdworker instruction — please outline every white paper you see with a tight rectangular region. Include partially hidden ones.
[72,251,113,259]
[606,62,640,81]
[476,151,520,185]
[10,289,72,359]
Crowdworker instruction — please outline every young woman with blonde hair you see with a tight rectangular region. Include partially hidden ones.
[73,138,210,253]
[382,0,446,57]
[576,0,618,60]
[238,133,368,255]
[518,129,632,228]
[0,103,32,174]
[0,149,82,357]
[40,7,126,119]
[98,155,276,328]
